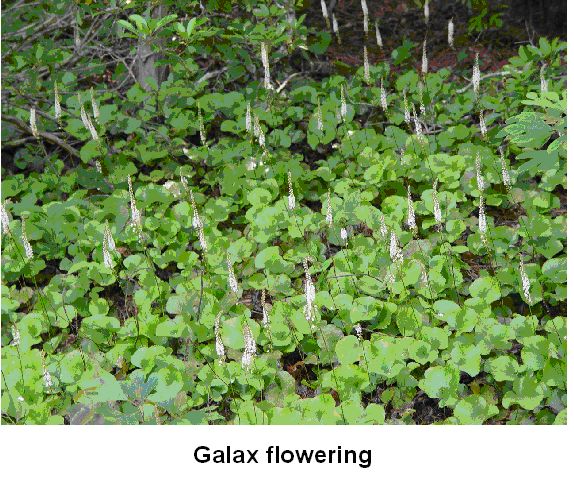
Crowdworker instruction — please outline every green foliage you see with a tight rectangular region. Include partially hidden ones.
[1,1,566,425]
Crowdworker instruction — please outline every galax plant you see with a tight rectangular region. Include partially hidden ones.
[1,0,566,425]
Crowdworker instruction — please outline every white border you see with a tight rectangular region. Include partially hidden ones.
[0,425,572,484]
[1,3,572,486]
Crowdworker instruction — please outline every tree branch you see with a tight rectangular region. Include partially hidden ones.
[1,113,80,160]
[455,71,511,94]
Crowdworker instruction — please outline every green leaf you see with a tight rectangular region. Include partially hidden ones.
[469,277,501,303]
[450,343,482,377]
[131,346,167,374]
[335,336,362,365]
[541,257,566,283]
[487,355,520,381]
[396,306,422,336]
[350,296,378,323]
[78,372,127,404]
[419,365,460,405]
[503,374,544,411]
[454,396,498,424]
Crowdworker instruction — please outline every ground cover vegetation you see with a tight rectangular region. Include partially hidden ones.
[0,0,566,424]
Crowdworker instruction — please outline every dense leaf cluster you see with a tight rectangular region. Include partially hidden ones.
[1,1,566,424]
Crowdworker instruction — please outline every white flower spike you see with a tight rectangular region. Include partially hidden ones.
[303,258,317,325]
[325,190,333,227]
[340,85,347,120]
[380,80,388,111]
[519,255,532,305]
[1,202,11,235]
[214,311,225,364]
[472,53,481,95]
[433,180,442,226]
[320,0,330,29]
[261,42,272,90]
[475,153,485,192]
[21,218,33,260]
[499,148,511,190]
[380,212,388,239]
[363,46,370,83]
[406,186,417,234]
[375,20,383,48]
[90,87,99,123]
[361,0,369,32]
[30,108,39,138]
[227,253,239,294]
[54,82,62,126]
[421,39,428,75]
[390,231,403,263]
[241,323,256,370]
[245,101,252,133]
[478,195,488,244]
[287,171,296,211]
[127,175,143,241]
[479,110,487,137]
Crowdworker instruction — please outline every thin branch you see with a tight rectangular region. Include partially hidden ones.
[1,114,81,160]
[276,72,301,93]
[456,71,511,94]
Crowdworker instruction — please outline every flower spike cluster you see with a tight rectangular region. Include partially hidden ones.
[30,108,39,138]
[287,171,296,211]
[472,53,481,95]
[241,323,256,370]
[332,14,340,43]
[340,85,347,121]
[421,39,428,75]
[479,110,487,138]
[478,195,488,244]
[303,258,317,327]
[79,94,99,141]
[325,190,333,227]
[127,175,144,241]
[11,325,20,347]
[389,231,403,263]
[380,80,388,111]
[227,253,239,295]
[90,87,99,123]
[21,218,33,260]
[375,21,382,48]
[380,212,388,239]
[406,186,417,235]
[181,175,207,252]
[448,19,454,48]
[475,153,485,192]
[214,311,225,364]
[499,148,511,190]
[1,202,11,235]
[54,81,62,126]
[102,221,116,269]
[198,102,206,145]
[261,42,271,90]
[245,101,252,133]
[363,46,370,83]
[361,0,369,33]
[42,352,53,389]
[519,254,532,305]
[433,180,442,227]
[320,0,330,29]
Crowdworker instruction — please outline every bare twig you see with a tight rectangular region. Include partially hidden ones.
[456,71,511,94]
[276,72,301,93]
[1,114,80,159]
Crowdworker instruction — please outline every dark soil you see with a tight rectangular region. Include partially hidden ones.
[304,0,566,76]
[411,390,454,424]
